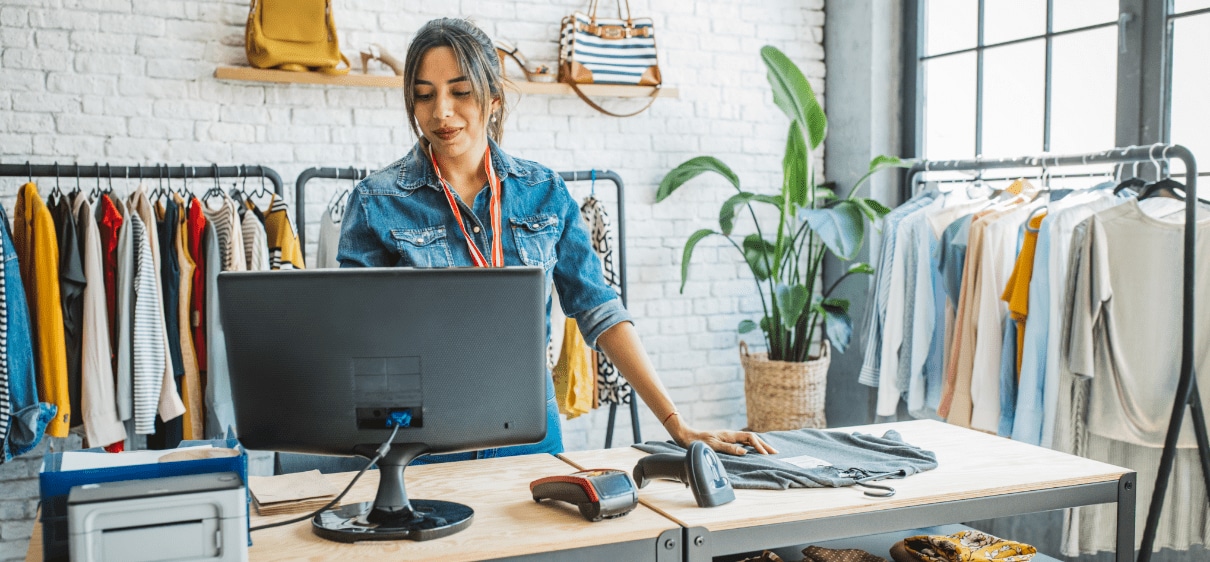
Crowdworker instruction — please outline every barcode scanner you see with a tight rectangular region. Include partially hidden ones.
[632,441,735,508]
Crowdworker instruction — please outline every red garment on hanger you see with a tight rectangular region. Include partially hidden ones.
[97,195,123,367]
[186,198,207,372]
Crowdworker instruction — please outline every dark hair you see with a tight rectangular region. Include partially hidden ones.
[403,18,507,144]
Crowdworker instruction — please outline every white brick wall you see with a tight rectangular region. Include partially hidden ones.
[0,0,824,557]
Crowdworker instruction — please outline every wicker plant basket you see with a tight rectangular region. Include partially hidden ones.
[740,340,829,432]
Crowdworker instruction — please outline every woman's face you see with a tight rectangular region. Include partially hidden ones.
[413,46,499,161]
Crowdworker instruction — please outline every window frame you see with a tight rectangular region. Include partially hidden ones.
[901,0,1183,200]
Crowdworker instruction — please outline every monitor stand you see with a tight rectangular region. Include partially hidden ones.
[312,444,474,542]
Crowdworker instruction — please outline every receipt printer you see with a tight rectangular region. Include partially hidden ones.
[68,471,248,562]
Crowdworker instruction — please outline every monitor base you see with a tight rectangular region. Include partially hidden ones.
[311,500,474,542]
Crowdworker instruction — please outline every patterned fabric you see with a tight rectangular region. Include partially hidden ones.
[264,194,304,270]
[904,530,1036,562]
[202,195,247,273]
[129,211,165,434]
[580,196,631,405]
[737,552,786,562]
[0,216,9,445]
[241,205,269,271]
[802,545,888,562]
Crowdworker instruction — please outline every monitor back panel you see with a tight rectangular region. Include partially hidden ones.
[218,267,547,456]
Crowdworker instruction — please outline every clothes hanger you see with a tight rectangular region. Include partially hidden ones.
[1114,160,1146,195]
[48,162,64,206]
[103,164,114,197]
[1138,144,1186,201]
[203,163,226,204]
[149,165,165,203]
[88,163,102,202]
[25,161,33,185]
[176,164,192,199]
[252,166,271,200]
[69,163,82,201]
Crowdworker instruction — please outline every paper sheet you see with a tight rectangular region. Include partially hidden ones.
[58,445,213,471]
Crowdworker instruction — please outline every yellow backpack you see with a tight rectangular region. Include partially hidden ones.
[245,0,351,75]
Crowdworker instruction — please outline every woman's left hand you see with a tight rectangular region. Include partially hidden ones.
[670,424,778,456]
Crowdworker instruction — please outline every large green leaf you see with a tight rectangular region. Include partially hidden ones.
[656,156,741,202]
[798,201,864,260]
[849,155,916,197]
[678,229,717,293]
[742,234,776,281]
[820,302,853,354]
[774,283,810,329]
[761,45,826,149]
[852,197,892,223]
[720,192,782,235]
[783,120,810,207]
[738,319,758,334]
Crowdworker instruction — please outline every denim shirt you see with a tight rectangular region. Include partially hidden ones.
[1,204,55,462]
[337,139,632,360]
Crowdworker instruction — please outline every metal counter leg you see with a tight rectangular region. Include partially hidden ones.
[1117,472,1136,562]
[684,526,709,562]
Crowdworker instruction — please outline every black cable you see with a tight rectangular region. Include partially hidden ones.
[250,423,402,532]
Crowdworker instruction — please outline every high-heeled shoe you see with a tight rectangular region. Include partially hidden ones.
[359,43,403,76]
[495,39,553,82]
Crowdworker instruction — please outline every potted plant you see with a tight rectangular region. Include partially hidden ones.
[655,45,910,431]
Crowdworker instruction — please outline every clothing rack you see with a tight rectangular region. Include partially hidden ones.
[293,167,638,448]
[294,167,370,252]
[558,169,637,449]
[0,163,284,196]
[906,144,1205,562]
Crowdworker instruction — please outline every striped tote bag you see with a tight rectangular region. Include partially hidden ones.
[559,1,662,116]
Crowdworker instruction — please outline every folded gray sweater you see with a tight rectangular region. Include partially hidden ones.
[632,429,938,490]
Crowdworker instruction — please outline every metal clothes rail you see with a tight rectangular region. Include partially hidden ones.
[0,162,284,196]
[906,144,1205,562]
[559,170,638,449]
[294,168,639,448]
[294,166,369,252]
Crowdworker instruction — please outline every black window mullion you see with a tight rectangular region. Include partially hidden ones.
[1163,3,1177,147]
[1043,0,1055,152]
[976,0,985,157]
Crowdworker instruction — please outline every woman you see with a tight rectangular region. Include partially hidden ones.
[337,18,774,460]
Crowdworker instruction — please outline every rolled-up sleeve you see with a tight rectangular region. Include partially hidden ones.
[549,176,631,349]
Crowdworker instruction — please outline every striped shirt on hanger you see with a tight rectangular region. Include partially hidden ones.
[129,212,165,435]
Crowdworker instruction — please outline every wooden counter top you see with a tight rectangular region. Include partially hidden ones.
[27,453,678,562]
[559,419,1130,532]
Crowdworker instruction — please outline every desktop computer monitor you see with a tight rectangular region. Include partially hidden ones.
[218,267,547,542]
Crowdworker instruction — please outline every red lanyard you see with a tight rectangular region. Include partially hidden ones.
[429,146,503,267]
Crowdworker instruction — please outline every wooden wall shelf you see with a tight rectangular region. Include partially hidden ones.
[214,66,678,98]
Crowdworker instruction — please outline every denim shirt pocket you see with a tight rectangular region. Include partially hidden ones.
[390,226,453,268]
[510,214,559,270]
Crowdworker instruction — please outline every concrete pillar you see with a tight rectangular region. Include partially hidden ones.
[822,0,905,426]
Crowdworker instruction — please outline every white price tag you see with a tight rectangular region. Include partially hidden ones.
[778,455,833,470]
